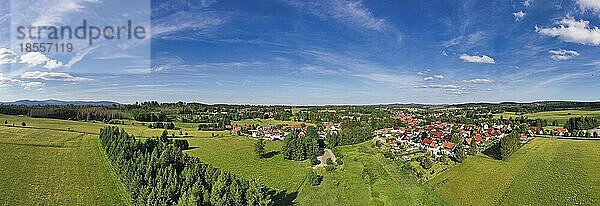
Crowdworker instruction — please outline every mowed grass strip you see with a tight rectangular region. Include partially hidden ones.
[0,127,129,205]
[184,137,311,192]
[429,138,600,205]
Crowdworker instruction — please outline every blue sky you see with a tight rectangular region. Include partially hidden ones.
[1,0,599,105]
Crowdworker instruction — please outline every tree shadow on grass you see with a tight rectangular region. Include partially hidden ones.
[269,190,298,206]
[482,143,501,160]
[183,146,199,151]
[263,150,280,158]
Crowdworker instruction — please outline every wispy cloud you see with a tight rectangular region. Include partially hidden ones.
[549,49,580,60]
[462,78,495,84]
[287,0,401,42]
[459,54,496,64]
[152,0,227,39]
[537,17,600,45]
[27,0,100,26]
[21,71,91,82]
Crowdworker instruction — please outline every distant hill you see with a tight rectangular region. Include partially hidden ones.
[0,100,120,106]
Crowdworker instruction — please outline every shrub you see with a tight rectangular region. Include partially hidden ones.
[307,171,322,186]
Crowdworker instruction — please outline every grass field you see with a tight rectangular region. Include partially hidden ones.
[429,138,600,205]
[297,141,447,205]
[0,126,129,205]
[184,136,446,205]
[493,110,600,125]
[184,137,312,192]
[0,114,234,138]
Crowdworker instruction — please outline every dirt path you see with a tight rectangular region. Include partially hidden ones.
[313,149,336,169]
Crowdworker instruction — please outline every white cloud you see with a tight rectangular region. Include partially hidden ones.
[19,52,49,67]
[21,71,91,82]
[0,73,22,87]
[0,73,43,90]
[549,49,580,60]
[459,54,496,64]
[462,78,495,84]
[524,0,534,7]
[21,81,44,90]
[45,60,64,69]
[536,17,600,45]
[513,11,526,21]
[414,84,459,89]
[0,48,17,65]
[18,52,64,69]
[424,75,444,81]
[578,0,600,12]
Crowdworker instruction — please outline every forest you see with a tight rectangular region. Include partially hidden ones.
[99,126,278,205]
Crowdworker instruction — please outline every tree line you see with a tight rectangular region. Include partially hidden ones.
[0,105,127,121]
[564,117,599,131]
[99,126,277,205]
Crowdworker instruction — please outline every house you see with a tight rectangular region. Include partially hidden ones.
[442,142,455,151]
[554,127,568,136]
[474,134,483,142]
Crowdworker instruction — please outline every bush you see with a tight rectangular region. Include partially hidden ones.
[361,167,377,185]
[310,155,320,165]
[307,171,322,186]
[325,164,336,172]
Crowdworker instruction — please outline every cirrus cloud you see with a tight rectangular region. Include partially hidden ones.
[21,71,91,82]
[459,54,496,64]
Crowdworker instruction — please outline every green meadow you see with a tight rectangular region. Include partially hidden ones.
[297,141,447,205]
[184,137,312,192]
[4,114,600,205]
[429,138,600,205]
[0,114,233,138]
[185,137,446,205]
[493,110,600,125]
[0,126,128,205]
